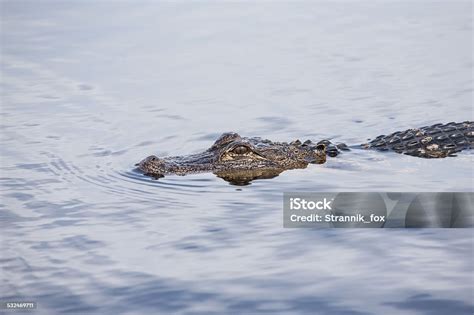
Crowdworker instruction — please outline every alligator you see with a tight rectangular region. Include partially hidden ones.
[137,121,473,185]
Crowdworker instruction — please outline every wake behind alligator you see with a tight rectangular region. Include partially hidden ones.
[137,121,473,185]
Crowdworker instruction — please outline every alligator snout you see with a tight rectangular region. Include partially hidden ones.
[136,155,166,175]
[136,155,159,166]
[144,155,160,164]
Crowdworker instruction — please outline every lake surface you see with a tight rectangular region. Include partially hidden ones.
[1,1,473,314]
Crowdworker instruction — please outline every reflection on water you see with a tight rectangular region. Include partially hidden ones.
[1,1,473,314]
[214,168,284,186]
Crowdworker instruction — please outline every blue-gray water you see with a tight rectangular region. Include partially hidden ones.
[1,1,473,314]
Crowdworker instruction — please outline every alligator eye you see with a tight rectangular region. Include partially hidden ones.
[232,146,250,154]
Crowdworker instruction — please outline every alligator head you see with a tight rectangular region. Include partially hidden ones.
[136,132,327,185]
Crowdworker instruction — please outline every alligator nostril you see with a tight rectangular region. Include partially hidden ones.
[147,155,159,162]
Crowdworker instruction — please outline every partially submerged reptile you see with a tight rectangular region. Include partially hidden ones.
[137,121,473,185]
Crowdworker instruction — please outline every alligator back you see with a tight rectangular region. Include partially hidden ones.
[361,121,473,158]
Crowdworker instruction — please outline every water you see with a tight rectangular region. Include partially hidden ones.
[1,1,473,314]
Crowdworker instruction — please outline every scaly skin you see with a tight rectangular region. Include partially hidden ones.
[320,121,473,158]
[137,122,473,183]
[361,121,473,158]
[137,132,327,183]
